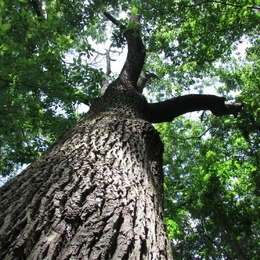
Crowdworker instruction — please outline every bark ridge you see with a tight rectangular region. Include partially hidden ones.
[0,115,172,259]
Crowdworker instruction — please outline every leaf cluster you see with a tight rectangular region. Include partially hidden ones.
[0,0,105,176]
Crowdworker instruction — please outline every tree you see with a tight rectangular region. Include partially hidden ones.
[0,0,103,176]
[0,0,259,259]
[158,115,259,259]
[158,28,260,259]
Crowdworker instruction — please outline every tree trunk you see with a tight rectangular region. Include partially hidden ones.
[0,79,173,259]
[220,227,247,260]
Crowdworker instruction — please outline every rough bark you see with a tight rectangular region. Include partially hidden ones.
[0,112,172,259]
[0,13,173,260]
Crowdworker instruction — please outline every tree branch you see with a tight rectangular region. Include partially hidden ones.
[147,94,243,123]
[220,226,247,260]
[104,12,123,28]
[104,12,145,89]
[101,45,113,93]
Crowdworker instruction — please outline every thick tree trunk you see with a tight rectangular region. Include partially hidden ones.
[0,81,173,259]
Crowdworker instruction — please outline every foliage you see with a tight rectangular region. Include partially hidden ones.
[142,0,260,98]
[1,0,259,175]
[157,112,260,258]
[0,0,104,175]
[157,34,260,257]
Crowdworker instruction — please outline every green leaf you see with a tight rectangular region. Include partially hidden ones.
[1,23,11,31]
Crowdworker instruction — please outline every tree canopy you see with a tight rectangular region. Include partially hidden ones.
[1,0,260,258]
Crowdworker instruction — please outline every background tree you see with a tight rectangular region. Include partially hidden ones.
[0,0,259,259]
[157,13,260,259]
[0,0,103,176]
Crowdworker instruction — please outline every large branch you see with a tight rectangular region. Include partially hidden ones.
[104,12,145,88]
[147,94,243,123]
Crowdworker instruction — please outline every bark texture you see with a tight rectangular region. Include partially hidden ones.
[0,12,175,260]
[0,109,172,259]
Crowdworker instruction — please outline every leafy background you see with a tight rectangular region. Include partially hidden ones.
[0,0,259,258]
